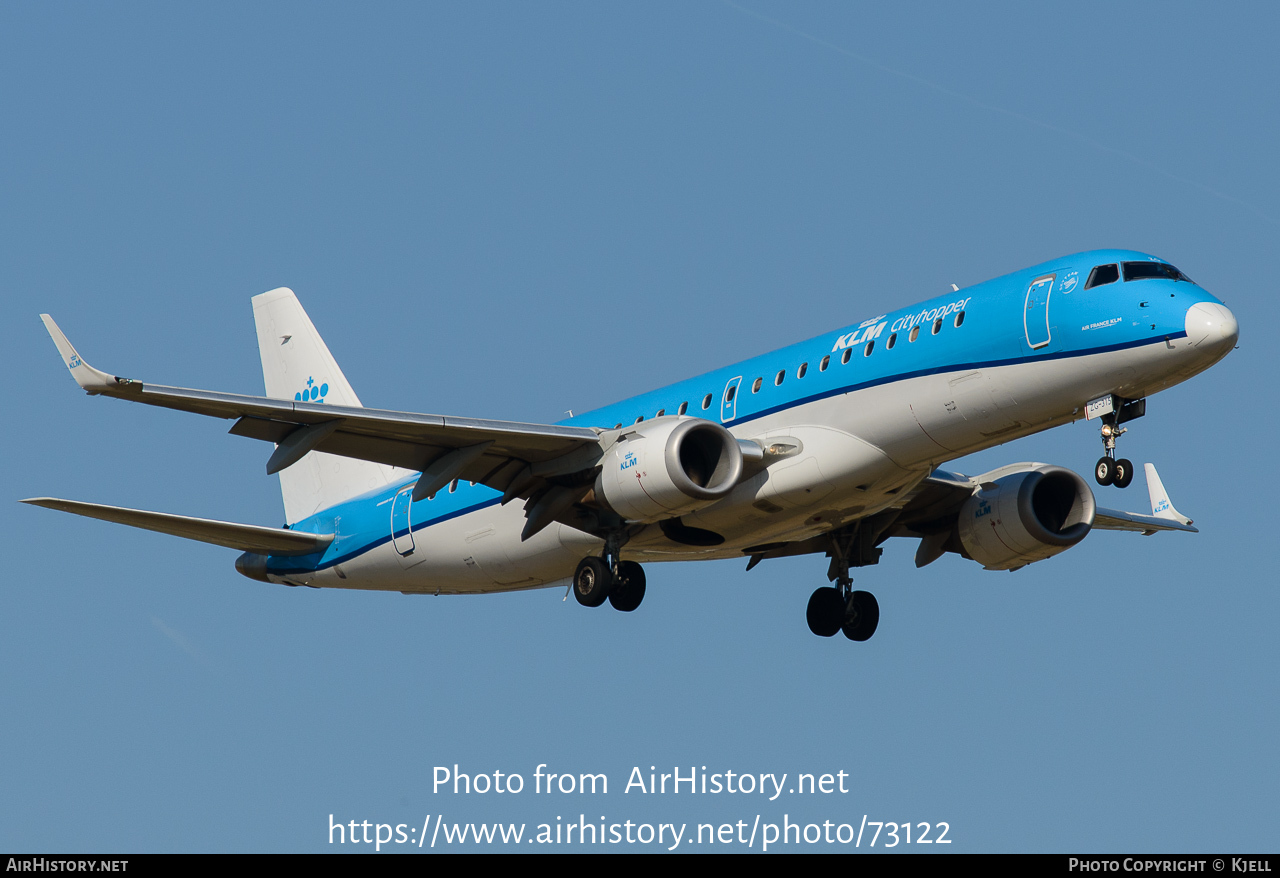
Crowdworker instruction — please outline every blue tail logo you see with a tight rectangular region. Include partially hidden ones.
[295,376,329,403]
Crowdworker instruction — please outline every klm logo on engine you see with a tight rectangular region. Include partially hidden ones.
[975,499,992,519]
[295,376,329,402]
[621,451,638,472]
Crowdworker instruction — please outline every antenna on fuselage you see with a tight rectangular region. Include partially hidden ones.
[951,284,960,291]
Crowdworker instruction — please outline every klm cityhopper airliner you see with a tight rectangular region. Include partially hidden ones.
[27,250,1238,641]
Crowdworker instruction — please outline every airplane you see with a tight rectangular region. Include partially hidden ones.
[24,249,1238,642]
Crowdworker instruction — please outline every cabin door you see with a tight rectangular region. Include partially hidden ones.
[1023,274,1054,350]
[390,485,415,556]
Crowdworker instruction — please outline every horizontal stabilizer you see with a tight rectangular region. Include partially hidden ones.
[21,498,333,556]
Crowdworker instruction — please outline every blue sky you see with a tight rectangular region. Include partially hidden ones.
[3,2,1277,852]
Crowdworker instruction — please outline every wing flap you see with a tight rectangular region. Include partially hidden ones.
[21,498,334,556]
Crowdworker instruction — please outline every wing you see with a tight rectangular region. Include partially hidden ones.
[40,314,608,534]
[1092,507,1197,535]
[746,463,1199,571]
[886,463,1197,554]
[1093,463,1196,534]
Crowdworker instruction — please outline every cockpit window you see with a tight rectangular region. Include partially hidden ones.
[1084,264,1119,289]
[1122,261,1193,283]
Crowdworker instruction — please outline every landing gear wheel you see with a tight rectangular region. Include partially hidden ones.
[573,557,612,608]
[1113,458,1134,489]
[806,587,845,637]
[841,591,880,642]
[1094,457,1115,486]
[608,561,646,612]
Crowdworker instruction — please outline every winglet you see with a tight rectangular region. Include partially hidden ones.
[39,314,122,392]
[1145,463,1193,526]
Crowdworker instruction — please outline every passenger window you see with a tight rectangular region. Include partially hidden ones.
[887,333,897,350]
[909,325,920,342]
[864,340,874,357]
[820,355,830,372]
[954,311,965,328]
[725,385,736,403]
[841,348,852,365]
[635,415,644,424]
[775,370,785,386]
[702,394,712,410]
[1085,264,1119,288]
[932,317,942,335]
[797,362,808,378]
[678,401,688,416]
[449,479,458,493]
[655,409,665,418]
[614,423,623,429]
[752,377,762,393]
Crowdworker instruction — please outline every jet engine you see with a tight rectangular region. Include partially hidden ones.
[957,465,1096,570]
[594,417,743,522]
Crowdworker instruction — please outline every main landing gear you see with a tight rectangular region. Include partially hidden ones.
[807,585,879,641]
[1093,398,1145,489]
[573,534,646,612]
[804,516,893,642]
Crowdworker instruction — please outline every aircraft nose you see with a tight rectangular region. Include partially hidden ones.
[1184,302,1239,348]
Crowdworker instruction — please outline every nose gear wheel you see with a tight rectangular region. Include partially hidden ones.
[1094,408,1137,488]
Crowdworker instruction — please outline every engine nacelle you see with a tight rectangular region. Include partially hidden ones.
[595,417,744,523]
[957,465,1096,570]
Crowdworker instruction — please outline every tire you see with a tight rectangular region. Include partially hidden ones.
[608,561,647,612]
[573,557,612,608]
[806,587,845,637]
[1094,457,1115,486]
[1113,458,1134,489]
[841,590,880,642]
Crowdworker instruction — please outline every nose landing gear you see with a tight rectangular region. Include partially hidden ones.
[1095,422,1136,491]
[1092,398,1145,489]
[1094,423,1133,489]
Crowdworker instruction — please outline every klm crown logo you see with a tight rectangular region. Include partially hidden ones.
[296,376,329,403]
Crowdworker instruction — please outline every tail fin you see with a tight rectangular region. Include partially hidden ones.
[252,288,398,523]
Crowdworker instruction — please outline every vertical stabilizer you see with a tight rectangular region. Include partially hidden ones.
[252,288,399,523]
